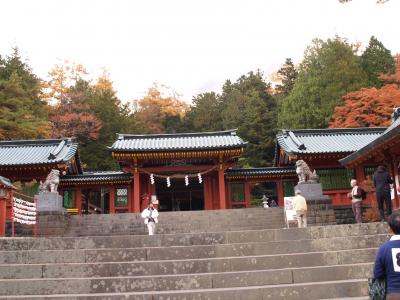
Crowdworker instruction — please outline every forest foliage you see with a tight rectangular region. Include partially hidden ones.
[0,35,398,170]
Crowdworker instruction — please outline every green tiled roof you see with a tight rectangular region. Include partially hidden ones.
[276,127,385,156]
[340,117,400,166]
[110,129,247,152]
[0,138,78,167]
[60,171,132,184]
[226,167,296,178]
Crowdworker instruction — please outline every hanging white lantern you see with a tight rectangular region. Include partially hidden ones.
[198,173,202,183]
[150,174,155,185]
[185,175,189,186]
[167,177,171,187]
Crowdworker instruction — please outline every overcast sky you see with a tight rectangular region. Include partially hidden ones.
[1,0,399,103]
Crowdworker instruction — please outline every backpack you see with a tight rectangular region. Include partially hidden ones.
[359,187,367,200]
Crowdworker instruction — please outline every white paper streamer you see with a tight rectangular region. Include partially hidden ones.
[13,197,36,207]
[14,212,36,221]
[13,202,36,212]
[13,197,36,225]
[13,207,36,216]
[150,174,155,185]
[13,217,36,225]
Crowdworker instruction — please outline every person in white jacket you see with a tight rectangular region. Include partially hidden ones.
[141,202,159,235]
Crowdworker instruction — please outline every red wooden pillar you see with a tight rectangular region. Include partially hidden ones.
[203,175,213,210]
[128,185,132,212]
[0,197,6,237]
[133,171,140,213]
[355,165,365,183]
[76,187,82,215]
[109,187,115,214]
[218,165,226,209]
[277,179,284,207]
[244,181,251,208]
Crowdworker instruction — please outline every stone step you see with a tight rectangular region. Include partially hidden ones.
[0,217,386,299]
[321,298,368,300]
[62,208,286,236]
[0,248,377,279]
[0,222,389,251]
[0,263,372,295]
[64,223,286,236]
[0,279,368,299]
[66,208,284,224]
[0,234,387,264]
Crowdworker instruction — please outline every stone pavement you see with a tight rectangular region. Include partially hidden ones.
[0,208,389,299]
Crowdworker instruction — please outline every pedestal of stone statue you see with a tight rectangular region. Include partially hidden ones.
[35,192,66,212]
[294,182,330,201]
[34,192,68,236]
[294,183,336,226]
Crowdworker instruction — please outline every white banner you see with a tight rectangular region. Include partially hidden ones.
[284,196,297,228]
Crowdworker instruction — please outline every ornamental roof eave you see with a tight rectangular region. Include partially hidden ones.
[0,138,80,167]
[340,118,400,167]
[109,129,247,153]
[225,166,297,179]
[60,171,133,184]
[110,144,247,153]
[276,127,386,156]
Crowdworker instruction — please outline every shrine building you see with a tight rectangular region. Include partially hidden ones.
[1,116,400,216]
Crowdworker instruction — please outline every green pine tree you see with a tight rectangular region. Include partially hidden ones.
[220,71,277,167]
[0,48,50,140]
[361,36,395,87]
[279,37,368,129]
[275,58,298,97]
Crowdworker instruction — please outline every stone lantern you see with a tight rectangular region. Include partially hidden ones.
[0,176,16,237]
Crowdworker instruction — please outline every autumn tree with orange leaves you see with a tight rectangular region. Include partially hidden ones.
[134,84,189,134]
[45,62,102,143]
[330,55,400,128]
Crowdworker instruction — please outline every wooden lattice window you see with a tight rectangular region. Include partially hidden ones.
[231,183,245,203]
[364,166,377,179]
[115,188,128,207]
[63,190,76,208]
[317,168,355,190]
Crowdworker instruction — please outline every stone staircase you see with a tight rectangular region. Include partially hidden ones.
[63,207,286,236]
[0,208,387,299]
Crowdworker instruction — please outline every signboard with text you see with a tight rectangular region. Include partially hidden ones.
[284,196,297,228]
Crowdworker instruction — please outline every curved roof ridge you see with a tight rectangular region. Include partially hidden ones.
[0,138,75,146]
[117,129,238,140]
[278,127,386,135]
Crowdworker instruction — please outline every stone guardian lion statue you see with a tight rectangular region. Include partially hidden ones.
[296,160,319,184]
[39,169,60,193]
